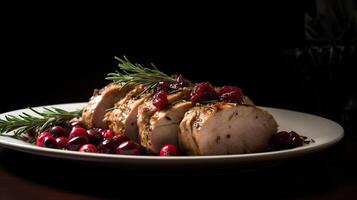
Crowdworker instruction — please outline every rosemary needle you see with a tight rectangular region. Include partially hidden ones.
[0,107,82,139]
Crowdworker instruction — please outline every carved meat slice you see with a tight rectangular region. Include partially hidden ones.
[81,84,133,128]
[179,103,277,155]
[137,89,191,133]
[137,88,192,150]
[140,101,193,154]
[104,86,149,140]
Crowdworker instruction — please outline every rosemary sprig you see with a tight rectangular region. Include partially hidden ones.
[0,107,82,139]
[106,56,176,89]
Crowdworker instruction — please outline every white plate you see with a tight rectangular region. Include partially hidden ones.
[0,103,344,166]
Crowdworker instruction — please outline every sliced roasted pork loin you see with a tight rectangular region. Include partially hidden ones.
[104,85,150,140]
[179,103,277,155]
[140,101,193,154]
[137,88,192,131]
[137,88,192,152]
[82,84,133,128]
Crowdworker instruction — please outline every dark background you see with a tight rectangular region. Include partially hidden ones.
[0,1,356,131]
[0,2,303,111]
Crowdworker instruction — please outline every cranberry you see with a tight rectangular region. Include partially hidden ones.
[112,134,129,147]
[157,81,171,92]
[218,86,243,103]
[43,136,57,148]
[289,131,304,147]
[271,131,289,144]
[159,144,178,156]
[271,131,303,150]
[36,131,51,147]
[87,128,103,145]
[101,129,114,139]
[79,144,97,153]
[97,139,115,154]
[115,141,141,155]
[67,136,89,151]
[190,82,218,103]
[49,126,69,138]
[69,127,88,139]
[152,90,169,110]
[169,75,185,89]
[56,137,69,149]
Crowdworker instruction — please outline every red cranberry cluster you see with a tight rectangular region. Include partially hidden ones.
[217,86,243,102]
[156,75,186,92]
[153,81,245,108]
[190,82,218,103]
[190,83,244,104]
[270,131,304,150]
[152,90,169,110]
[31,119,178,156]
[34,119,142,155]
[152,75,187,110]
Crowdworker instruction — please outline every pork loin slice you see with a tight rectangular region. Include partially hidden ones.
[82,84,133,128]
[140,101,193,154]
[137,88,191,133]
[104,86,150,140]
[137,88,192,145]
[179,103,277,155]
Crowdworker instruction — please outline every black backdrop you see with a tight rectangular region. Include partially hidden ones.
[0,2,304,113]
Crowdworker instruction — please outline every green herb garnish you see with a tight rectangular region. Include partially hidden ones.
[106,56,176,89]
[0,107,82,139]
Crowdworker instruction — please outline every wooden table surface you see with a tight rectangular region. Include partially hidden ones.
[1,135,356,200]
